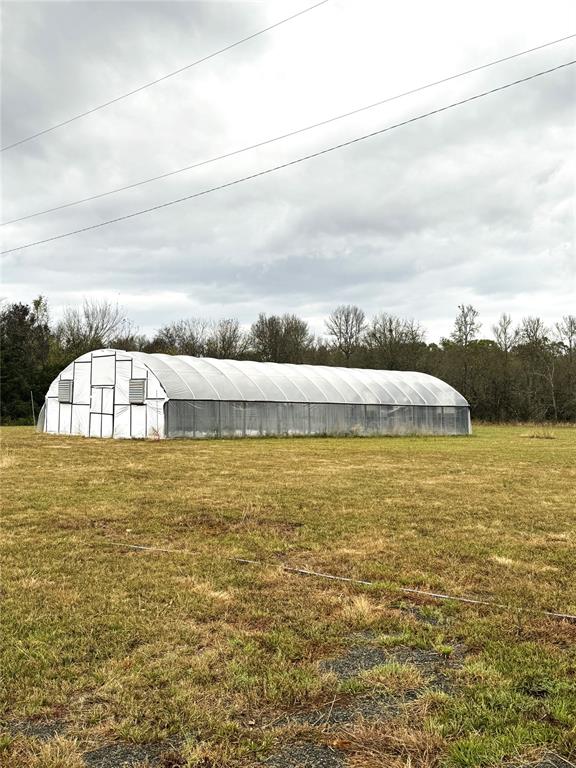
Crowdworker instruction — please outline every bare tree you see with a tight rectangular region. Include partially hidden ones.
[366,313,425,368]
[282,314,313,363]
[250,313,312,363]
[519,316,549,346]
[250,314,283,362]
[555,315,576,418]
[57,299,130,353]
[492,313,519,354]
[447,304,481,398]
[491,313,519,419]
[516,317,557,420]
[451,304,481,347]
[555,315,576,358]
[112,332,149,351]
[205,318,248,359]
[325,305,366,365]
[152,318,210,356]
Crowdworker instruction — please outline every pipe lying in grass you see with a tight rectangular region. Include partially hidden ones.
[106,541,261,565]
[279,565,576,622]
[104,540,576,623]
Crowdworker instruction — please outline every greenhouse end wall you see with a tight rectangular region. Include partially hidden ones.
[165,401,470,438]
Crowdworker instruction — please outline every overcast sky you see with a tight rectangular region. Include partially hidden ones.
[1,0,575,342]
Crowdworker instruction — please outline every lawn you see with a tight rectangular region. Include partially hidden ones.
[1,425,575,768]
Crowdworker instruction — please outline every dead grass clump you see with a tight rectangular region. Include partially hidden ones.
[523,426,556,439]
[0,451,16,469]
[490,555,517,567]
[172,576,233,603]
[3,735,85,768]
[341,715,446,768]
[340,595,378,628]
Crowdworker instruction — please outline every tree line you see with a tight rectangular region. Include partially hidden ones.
[1,297,574,424]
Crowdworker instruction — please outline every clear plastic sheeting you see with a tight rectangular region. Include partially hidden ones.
[40,349,471,439]
[36,403,46,432]
[165,401,470,438]
[132,353,468,407]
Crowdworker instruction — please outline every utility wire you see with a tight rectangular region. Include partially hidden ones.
[2,60,574,256]
[3,32,575,226]
[0,0,330,152]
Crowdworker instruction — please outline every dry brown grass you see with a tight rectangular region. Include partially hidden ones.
[3,736,86,768]
[1,425,575,767]
[522,424,557,439]
[342,702,446,768]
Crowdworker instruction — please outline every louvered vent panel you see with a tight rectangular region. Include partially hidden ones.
[58,380,73,403]
[129,379,146,404]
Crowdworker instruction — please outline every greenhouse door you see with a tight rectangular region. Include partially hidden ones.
[89,385,114,438]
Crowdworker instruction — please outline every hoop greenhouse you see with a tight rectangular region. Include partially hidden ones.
[38,349,471,439]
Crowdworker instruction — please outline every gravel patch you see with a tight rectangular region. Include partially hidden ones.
[2,722,184,768]
[388,644,466,691]
[262,740,345,768]
[515,756,575,768]
[4,718,67,741]
[286,688,421,727]
[320,642,465,688]
[83,739,182,767]
[319,645,390,680]
[275,641,466,732]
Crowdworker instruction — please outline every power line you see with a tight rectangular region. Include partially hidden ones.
[4,33,575,227]
[0,0,331,153]
[2,60,574,256]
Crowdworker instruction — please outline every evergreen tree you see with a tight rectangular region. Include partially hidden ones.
[0,297,52,424]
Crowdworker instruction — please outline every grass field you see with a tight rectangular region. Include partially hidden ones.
[1,425,575,768]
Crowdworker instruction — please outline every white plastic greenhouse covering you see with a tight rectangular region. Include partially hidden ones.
[38,349,471,439]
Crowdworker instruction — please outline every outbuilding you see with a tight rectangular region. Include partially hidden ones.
[38,349,471,439]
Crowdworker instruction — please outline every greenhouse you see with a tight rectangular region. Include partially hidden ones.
[38,349,471,439]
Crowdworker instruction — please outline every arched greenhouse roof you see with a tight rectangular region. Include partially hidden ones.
[127,352,468,407]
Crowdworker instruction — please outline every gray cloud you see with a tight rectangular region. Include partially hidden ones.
[1,0,575,340]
